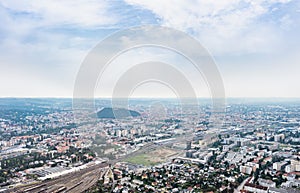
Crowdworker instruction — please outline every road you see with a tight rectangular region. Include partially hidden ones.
[9,132,209,193]
[234,177,249,193]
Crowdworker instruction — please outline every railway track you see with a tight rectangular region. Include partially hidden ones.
[11,162,108,193]
[10,134,196,193]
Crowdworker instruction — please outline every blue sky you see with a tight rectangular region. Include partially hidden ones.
[0,0,299,97]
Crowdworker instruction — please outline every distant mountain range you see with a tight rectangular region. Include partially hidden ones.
[97,107,140,119]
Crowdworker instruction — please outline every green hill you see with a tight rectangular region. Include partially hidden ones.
[97,107,140,119]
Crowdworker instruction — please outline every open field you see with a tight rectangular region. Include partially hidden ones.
[125,147,179,166]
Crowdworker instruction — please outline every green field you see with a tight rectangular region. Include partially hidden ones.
[124,148,179,166]
[125,154,156,166]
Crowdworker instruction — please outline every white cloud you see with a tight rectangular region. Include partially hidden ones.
[279,14,293,30]
[124,0,293,55]
[95,47,210,98]
[0,33,87,97]
[0,0,299,97]
[0,0,117,97]
[0,0,116,28]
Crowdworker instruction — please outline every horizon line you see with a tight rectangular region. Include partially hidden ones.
[1,96,300,99]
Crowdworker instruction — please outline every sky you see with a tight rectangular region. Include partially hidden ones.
[0,0,300,98]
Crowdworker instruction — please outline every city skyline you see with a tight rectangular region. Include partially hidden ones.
[1,2,300,192]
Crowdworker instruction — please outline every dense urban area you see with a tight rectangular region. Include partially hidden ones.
[0,98,300,193]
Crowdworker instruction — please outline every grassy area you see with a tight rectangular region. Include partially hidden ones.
[125,154,156,166]
[91,144,120,160]
[125,148,179,166]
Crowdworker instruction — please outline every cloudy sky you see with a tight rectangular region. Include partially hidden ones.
[0,0,299,98]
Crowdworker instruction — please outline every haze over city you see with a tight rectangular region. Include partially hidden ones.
[1,1,300,193]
